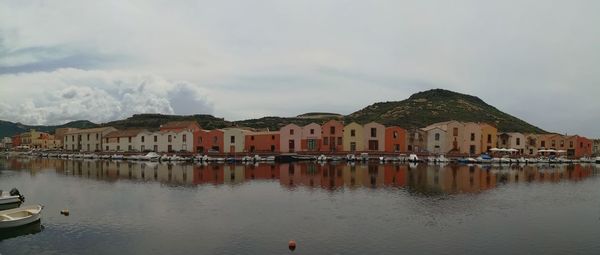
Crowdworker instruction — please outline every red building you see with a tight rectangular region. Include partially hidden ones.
[575,136,593,158]
[384,126,407,153]
[320,120,344,152]
[11,134,21,147]
[198,129,224,154]
[244,131,280,153]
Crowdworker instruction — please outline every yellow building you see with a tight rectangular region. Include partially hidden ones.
[343,122,364,152]
[480,123,497,153]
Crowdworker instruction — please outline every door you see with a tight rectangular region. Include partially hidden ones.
[289,140,295,153]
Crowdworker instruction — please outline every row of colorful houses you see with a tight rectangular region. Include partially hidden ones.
[3,120,598,157]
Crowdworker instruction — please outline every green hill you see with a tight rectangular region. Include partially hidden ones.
[345,89,546,133]
[0,89,547,138]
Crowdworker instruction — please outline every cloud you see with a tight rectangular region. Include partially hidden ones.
[0,68,213,125]
[0,0,600,136]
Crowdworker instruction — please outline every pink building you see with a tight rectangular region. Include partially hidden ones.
[280,124,303,153]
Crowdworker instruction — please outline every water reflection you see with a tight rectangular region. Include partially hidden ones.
[0,221,43,241]
[2,158,599,195]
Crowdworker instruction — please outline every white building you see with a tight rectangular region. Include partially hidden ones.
[63,127,117,152]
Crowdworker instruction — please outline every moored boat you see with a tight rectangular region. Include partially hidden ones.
[0,189,25,210]
[0,204,43,229]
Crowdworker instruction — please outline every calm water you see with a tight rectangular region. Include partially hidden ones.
[1,158,600,254]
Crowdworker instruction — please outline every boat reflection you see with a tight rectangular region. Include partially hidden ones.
[2,158,599,195]
[0,221,43,241]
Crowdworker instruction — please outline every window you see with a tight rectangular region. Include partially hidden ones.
[337,137,342,145]
[117,145,120,151]
[154,136,158,142]
[393,131,398,139]
[551,140,556,147]
[487,134,492,143]
[580,142,584,148]
[141,136,145,142]
[72,135,75,141]
[128,137,132,143]
[117,137,120,143]
[128,145,132,151]
[435,133,440,141]
[153,145,158,152]
[272,135,275,140]
[96,134,99,140]
[290,129,294,135]
[105,146,109,151]
[168,135,172,143]
[141,145,145,151]
[570,141,574,148]
[270,145,275,152]
[560,140,564,147]
[541,141,546,147]
[323,137,329,145]
[198,137,202,143]
[168,145,172,152]
[453,128,458,136]
[251,136,255,141]
[213,136,217,143]
[182,134,187,142]
[516,138,521,146]
[87,134,90,140]
[470,133,475,141]
[230,136,235,143]
[330,127,335,135]
[371,128,376,138]
[105,138,109,143]
[351,130,356,137]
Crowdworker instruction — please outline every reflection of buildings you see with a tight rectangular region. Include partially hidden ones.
[1,159,597,194]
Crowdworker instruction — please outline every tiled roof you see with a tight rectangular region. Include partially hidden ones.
[65,127,116,135]
[105,129,146,138]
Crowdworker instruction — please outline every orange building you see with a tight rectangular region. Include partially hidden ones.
[198,129,224,153]
[244,131,280,153]
[11,134,21,147]
[384,126,407,153]
[320,120,344,152]
[574,136,593,158]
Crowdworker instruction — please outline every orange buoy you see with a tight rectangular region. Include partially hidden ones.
[288,240,296,251]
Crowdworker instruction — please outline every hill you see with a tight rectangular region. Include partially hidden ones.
[345,89,546,133]
[0,89,547,137]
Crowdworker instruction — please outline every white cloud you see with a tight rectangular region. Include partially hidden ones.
[0,68,213,125]
[1,0,600,136]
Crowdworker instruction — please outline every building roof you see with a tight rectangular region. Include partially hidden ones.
[64,127,116,135]
[105,129,146,138]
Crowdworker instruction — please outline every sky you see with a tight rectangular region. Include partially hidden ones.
[0,0,599,137]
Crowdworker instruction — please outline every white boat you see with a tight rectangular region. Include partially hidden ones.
[317,155,328,162]
[408,154,421,163]
[253,155,262,162]
[100,154,111,159]
[0,189,24,209]
[140,152,160,161]
[0,204,43,229]
[112,154,124,160]
[264,156,276,161]
[596,156,600,164]
[359,153,369,162]
[346,154,356,161]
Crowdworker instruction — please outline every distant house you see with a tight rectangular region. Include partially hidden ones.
[423,126,447,154]
[320,120,344,152]
[343,122,364,152]
[301,123,321,152]
[406,128,427,153]
[280,124,302,153]
[479,123,497,153]
[198,129,224,154]
[63,127,117,152]
[497,132,525,154]
[593,139,600,156]
[384,126,407,153]
[245,131,280,153]
[104,129,146,152]
[222,128,250,153]
[363,122,385,152]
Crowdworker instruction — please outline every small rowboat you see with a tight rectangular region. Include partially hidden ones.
[0,205,43,229]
